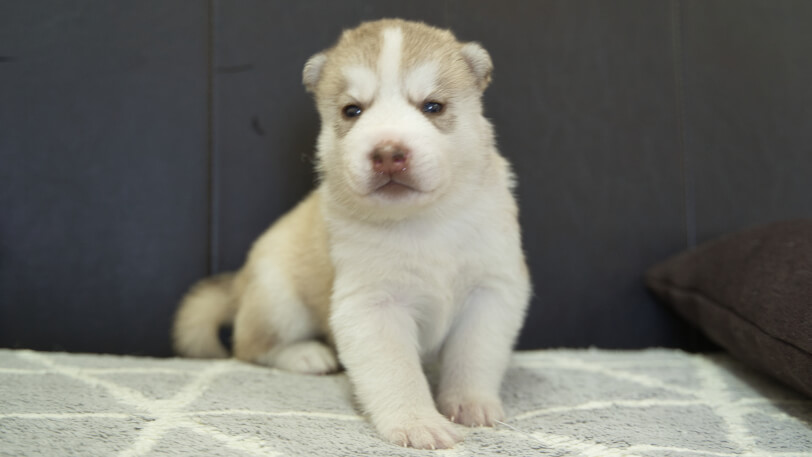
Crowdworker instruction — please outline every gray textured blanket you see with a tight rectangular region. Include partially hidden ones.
[1,349,810,456]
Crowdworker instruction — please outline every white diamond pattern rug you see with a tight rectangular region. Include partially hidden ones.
[0,349,810,456]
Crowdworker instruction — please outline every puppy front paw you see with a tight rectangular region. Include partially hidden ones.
[438,393,505,427]
[380,413,462,450]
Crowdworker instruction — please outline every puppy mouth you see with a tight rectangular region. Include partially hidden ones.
[372,176,418,197]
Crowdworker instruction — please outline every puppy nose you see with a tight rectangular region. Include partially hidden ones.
[370,142,409,175]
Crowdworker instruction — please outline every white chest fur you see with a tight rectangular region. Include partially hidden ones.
[323,182,523,354]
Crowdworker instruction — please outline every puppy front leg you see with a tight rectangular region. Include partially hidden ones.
[331,296,461,449]
[437,286,527,427]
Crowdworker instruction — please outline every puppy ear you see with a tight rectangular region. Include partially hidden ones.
[460,42,493,90]
[302,53,327,93]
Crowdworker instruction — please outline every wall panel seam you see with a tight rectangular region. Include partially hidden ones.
[207,0,220,275]
[670,0,696,249]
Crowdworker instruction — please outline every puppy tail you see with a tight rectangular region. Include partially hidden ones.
[172,273,237,358]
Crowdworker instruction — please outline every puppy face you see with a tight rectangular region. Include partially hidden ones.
[304,20,495,220]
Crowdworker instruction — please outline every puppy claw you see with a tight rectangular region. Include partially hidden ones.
[439,394,505,428]
[382,414,462,450]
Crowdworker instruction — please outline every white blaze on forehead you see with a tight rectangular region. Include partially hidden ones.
[404,61,439,103]
[342,65,377,104]
[377,27,404,97]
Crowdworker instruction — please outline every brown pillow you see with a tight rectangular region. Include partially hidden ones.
[646,220,812,397]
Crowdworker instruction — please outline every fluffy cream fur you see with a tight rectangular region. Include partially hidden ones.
[172,19,530,449]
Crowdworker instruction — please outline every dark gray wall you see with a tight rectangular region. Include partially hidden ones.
[0,1,210,355]
[2,1,810,356]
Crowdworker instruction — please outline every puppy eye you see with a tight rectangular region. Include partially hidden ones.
[342,104,363,119]
[421,101,443,114]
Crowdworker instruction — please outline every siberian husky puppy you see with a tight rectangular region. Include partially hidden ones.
[173,18,530,449]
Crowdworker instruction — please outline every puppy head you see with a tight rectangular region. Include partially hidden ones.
[304,19,495,221]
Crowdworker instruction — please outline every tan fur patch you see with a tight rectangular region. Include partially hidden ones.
[231,191,335,360]
[311,19,486,133]
[232,294,278,363]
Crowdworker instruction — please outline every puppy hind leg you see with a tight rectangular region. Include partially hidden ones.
[232,273,338,375]
[231,292,278,365]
